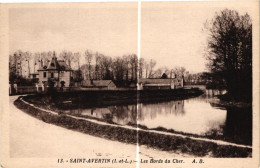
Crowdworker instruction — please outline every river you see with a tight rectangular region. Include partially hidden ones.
[64,89,252,145]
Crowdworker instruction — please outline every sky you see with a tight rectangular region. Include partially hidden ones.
[141,2,254,73]
[9,2,254,73]
[9,3,138,57]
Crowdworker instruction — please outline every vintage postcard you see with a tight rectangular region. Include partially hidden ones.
[0,1,259,168]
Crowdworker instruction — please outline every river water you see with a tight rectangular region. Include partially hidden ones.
[64,89,252,145]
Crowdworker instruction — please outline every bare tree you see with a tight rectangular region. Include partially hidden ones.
[40,51,49,66]
[154,68,163,78]
[129,54,138,81]
[144,60,149,78]
[174,67,186,77]
[112,57,124,84]
[24,51,32,77]
[72,52,81,70]
[138,58,145,79]
[59,50,73,67]
[148,59,156,78]
[85,50,93,80]
[123,55,130,81]
[101,55,112,80]
[94,52,101,79]
[16,50,25,76]
[33,52,41,73]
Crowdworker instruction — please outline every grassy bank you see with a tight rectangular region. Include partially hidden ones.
[22,88,203,110]
[127,122,252,146]
[14,97,251,157]
[217,92,252,105]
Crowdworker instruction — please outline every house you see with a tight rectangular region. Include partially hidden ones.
[137,77,184,90]
[38,53,73,87]
[82,80,116,90]
[29,73,39,79]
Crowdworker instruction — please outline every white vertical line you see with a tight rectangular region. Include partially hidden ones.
[137,0,141,62]
[136,1,141,168]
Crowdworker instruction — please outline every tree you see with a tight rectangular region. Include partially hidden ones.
[33,52,41,73]
[161,73,168,79]
[85,50,93,80]
[154,68,163,78]
[100,55,112,80]
[129,54,138,81]
[138,58,145,79]
[112,57,125,85]
[94,52,101,79]
[144,61,149,78]
[24,51,32,77]
[123,55,130,81]
[148,59,156,78]
[72,52,81,70]
[41,51,51,66]
[174,67,186,77]
[59,50,73,68]
[205,9,252,99]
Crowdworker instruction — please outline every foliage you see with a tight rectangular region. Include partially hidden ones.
[48,78,55,87]
[161,73,168,79]
[60,81,65,87]
[205,9,252,99]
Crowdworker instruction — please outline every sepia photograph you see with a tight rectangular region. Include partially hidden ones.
[0,1,259,168]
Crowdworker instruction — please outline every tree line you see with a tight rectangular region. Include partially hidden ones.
[9,50,191,87]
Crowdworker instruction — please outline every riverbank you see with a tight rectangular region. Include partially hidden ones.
[21,88,203,110]
[215,94,252,108]
[14,95,252,157]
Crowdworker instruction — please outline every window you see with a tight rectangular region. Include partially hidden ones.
[51,73,54,78]
[43,72,46,78]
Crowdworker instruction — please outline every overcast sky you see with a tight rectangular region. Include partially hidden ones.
[9,3,138,56]
[9,2,254,73]
[141,2,254,73]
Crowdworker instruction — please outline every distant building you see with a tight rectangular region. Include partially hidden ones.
[38,53,73,87]
[137,77,184,90]
[82,80,116,90]
[129,81,137,88]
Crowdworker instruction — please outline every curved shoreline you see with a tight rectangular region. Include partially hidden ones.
[14,96,251,158]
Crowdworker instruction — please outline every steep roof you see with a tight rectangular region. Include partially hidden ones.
[57,60,72,71]
[47,56,59,70]
[38,56,72,71]
[82,80,114,87]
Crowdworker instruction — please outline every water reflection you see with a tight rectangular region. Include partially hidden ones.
[64,89,251,145]
[138,98,226,136]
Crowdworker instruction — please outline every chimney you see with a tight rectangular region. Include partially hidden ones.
[40,59,43,67]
